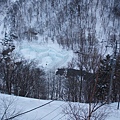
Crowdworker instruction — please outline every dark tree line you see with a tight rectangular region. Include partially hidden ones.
[0,35,46,99]
[52,53,120,103]
[0,34,119,103]
[95,54,120,103]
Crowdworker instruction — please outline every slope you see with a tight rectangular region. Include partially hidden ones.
[0,93,120,120]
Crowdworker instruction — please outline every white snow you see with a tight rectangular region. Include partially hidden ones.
[0,94,67,120]
[0,93,120,120]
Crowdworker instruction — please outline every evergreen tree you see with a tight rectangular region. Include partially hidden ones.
[95,55,111,102]
[95,54,120,103]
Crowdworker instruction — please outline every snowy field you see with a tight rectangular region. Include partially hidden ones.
[0,94,120,120]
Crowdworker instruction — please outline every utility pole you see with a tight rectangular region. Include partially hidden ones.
[117,90,120,109]
[107,40,117,104]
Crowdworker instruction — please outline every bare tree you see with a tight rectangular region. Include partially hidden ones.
[63,101,109,120]
[0,96,21,120]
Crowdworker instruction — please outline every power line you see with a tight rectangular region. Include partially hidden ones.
[50,112,61,120]
[40,103,65,120]
[57,114,66,120]
[4,100,54,120]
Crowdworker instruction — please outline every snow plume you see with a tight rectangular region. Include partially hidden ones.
[15,40,73,70]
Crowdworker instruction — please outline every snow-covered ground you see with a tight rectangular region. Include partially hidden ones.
[0,94,67,120]
[0,94,120,120]
[15,40,73,70]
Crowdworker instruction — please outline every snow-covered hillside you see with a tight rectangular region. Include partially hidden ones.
[0,0,119,69]
[0,94,120,120]
[0,1,120,119]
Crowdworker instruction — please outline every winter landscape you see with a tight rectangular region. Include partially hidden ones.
[0,0,120,120]
[0,94,120,120]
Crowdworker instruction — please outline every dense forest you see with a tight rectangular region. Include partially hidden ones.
[0,0,120,104]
